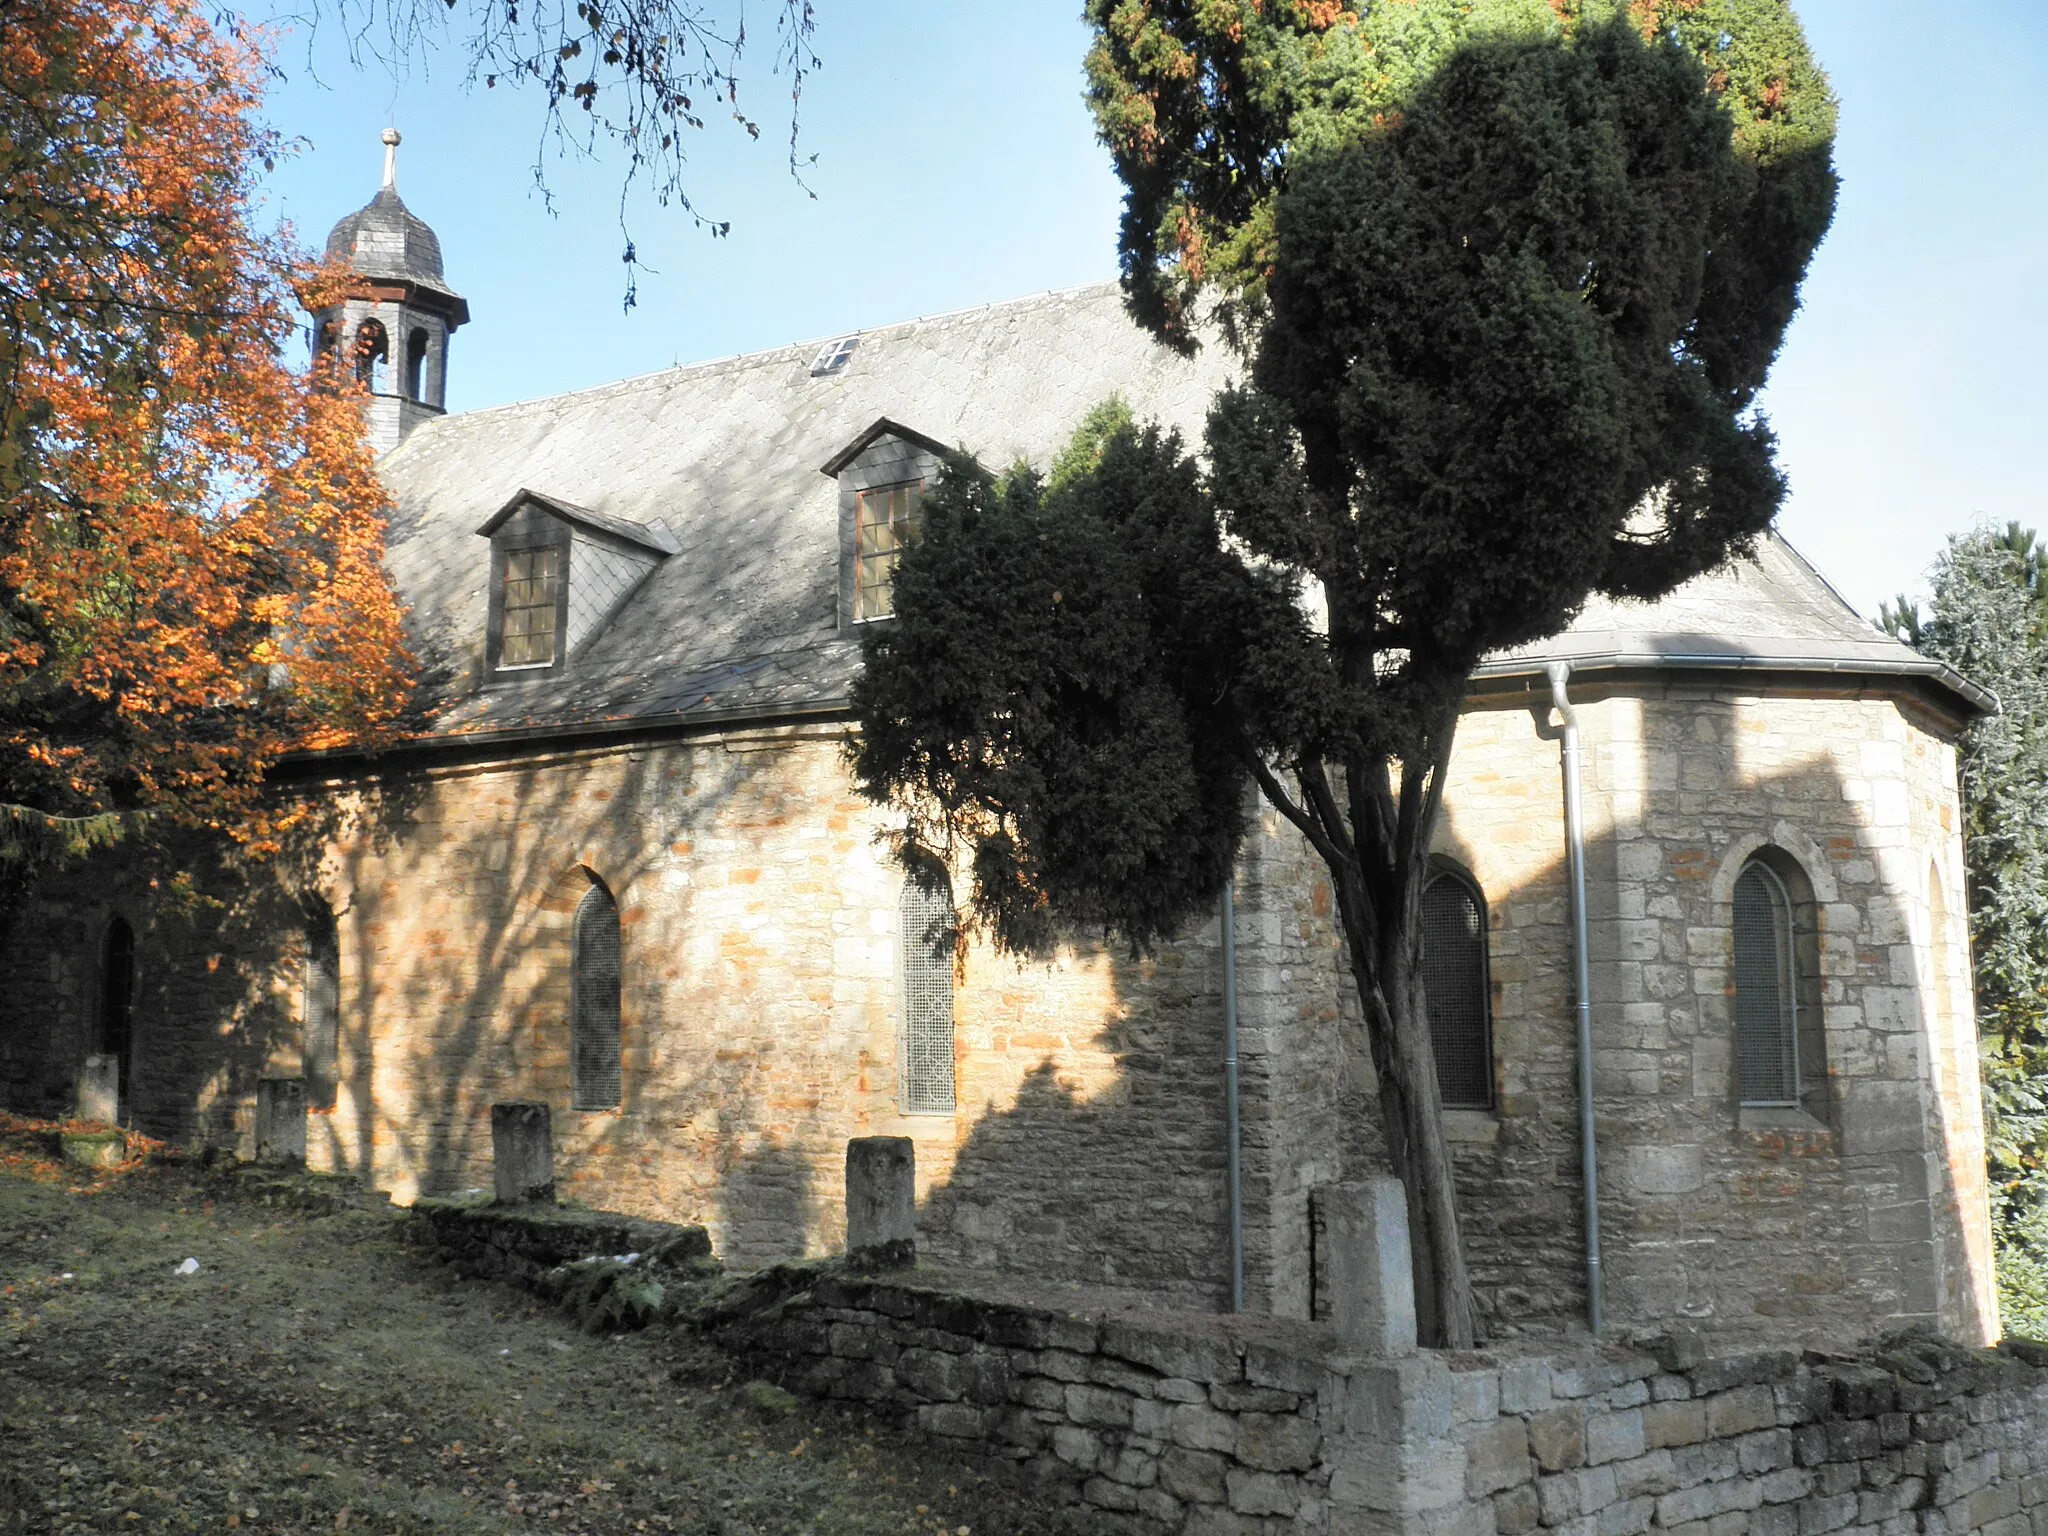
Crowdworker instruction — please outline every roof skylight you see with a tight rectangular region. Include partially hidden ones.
[809,334,860,377]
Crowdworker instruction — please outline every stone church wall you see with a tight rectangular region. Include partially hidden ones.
[1415,680,1990,1346]
[0,723,1272,1311]
[0,675,1992,1347]
[319,721,1263,1307]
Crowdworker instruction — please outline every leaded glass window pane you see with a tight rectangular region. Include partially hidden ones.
[572,884,621,1111]
[502,546,561,667]
[1421,873,1492,1110]
[1733,862,1800,1106]
[854,482,923,621]
[900,875,955,1113]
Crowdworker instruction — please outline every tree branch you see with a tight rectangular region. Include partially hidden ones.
[1244,752,1348,873]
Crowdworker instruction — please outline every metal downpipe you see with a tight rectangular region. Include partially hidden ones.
[1547,660,1604,1336]
[1223,880,1245,1314]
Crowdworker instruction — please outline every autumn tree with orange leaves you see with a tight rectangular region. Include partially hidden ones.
[0,0,412,888]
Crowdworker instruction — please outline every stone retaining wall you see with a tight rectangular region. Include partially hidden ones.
[407,1197,711,1286]
[704,1265,2048,1536]
[1427,1331,2048,1536]
[705,1265,1340,1534]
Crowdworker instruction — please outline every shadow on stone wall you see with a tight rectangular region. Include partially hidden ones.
[1418,693,1988,1344]
[0,785,406,1145]
[0,693,1993,1347]
[326,736,808,1211]
[917,1059,1235,1310]
[906,695,1989,1346]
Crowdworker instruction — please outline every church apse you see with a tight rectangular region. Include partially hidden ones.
[1422,679,1994,1345]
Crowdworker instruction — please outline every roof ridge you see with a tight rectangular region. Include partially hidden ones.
[1769,529,1888,637]
[396,279,1126,436]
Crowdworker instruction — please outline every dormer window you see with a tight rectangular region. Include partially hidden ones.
[478,489,678,680]
[821,417,954,630]
[501,546,563,667]
[854,481,923,620]
[484,519,570,674]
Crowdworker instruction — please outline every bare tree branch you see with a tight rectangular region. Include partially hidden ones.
[277,0,820,305]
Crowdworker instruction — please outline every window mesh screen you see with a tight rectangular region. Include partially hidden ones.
[1421,874,1492,1109]
[304,914,340,1111]
[900,877,956,1113]
[572,884,622,1111]
[1733,863,1799,1106]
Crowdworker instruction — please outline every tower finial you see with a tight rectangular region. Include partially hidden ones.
[380,127,401,192]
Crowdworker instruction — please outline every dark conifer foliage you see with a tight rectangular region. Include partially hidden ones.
[851,412,1315,957]
[858,6,1834,1345]
[1084,0,1837,352]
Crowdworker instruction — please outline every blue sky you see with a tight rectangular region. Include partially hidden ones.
[253,1,2047,619]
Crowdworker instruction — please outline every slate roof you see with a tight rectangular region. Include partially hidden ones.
[375,283,1237,745]
[1476,535,1992,715]
[324,187,464,308]
[365,280,1985,755]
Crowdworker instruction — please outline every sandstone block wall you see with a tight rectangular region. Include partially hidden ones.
[0,847,321,1145]
[406,1197,712,1287]
[1415,681,1988,1344]
[0,724,1262,1310]
[1423,1331,2048,1536]
[709,1265,1350,1535]
[0,672,1992,1350]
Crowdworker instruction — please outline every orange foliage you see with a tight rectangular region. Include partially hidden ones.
[1288,0,1353,30]
[0,0,412,853]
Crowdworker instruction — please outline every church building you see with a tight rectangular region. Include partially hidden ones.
[0,145,2001,1347]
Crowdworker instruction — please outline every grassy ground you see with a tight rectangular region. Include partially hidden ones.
[0,1117,1096,1536]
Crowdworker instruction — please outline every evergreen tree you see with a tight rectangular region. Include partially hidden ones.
[856,3,1834,1345]
[1084,0,1836,352]
[1890,528,2048,1334]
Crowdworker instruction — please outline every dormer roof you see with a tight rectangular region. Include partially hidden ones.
[477,488,681,556]
[819,418,955,479]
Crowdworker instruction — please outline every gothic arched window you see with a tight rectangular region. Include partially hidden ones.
[899,874,956,1114]
[1421,869,1493,1110]
[571,882,621,1111]
[1733,859,1801,1107]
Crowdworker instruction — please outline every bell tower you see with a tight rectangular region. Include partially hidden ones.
[310,129,470,454]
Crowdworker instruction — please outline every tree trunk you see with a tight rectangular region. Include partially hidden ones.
[1249,715,1476,1346]
[1376,906,1476,1348]
[1327,870,1477,1349]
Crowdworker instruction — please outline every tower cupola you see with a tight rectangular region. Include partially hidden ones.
[310,129,469,454]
